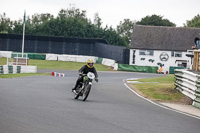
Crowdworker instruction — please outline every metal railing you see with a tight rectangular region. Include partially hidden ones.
[7,53,28,66]
[174,69,200,109]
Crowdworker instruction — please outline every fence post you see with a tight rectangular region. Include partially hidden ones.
[193,50,200,71]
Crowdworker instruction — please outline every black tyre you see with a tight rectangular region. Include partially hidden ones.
[82,85,91,101]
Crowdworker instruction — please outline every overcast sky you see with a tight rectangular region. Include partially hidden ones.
[0,0,200,28]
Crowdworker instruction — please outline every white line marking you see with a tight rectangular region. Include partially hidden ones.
[123,79,200,120]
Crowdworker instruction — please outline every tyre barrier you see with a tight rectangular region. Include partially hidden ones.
[52,72,65,77]
[174,69,200,109]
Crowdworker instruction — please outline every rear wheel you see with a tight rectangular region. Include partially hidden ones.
[82,84,91,101]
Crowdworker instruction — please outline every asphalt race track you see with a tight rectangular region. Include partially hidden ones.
[0,70,200,133]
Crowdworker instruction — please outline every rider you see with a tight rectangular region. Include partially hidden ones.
[72,59,98,93]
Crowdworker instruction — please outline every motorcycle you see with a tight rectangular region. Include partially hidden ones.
[73,72,97,101]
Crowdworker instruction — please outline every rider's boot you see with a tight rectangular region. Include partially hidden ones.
[72,84,78,93]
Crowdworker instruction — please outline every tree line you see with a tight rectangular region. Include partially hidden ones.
[0,7,200,48]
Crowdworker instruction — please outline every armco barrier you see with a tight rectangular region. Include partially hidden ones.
[118,64,158,73]
[57,55,98,63]
[169,66,186,74]
[1,51,116,67]
[46,54,116,67]
[0,65,37,74]
[46,54,58,61]
[102,58,116,67]
[12,52,46,60]
[96,58,103,64]
[174,69,200,109]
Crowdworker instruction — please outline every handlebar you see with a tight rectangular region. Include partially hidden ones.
[79,73,87,76]
[79,73,98,82]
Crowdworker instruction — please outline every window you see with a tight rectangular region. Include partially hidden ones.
[139,50,146,55]
[171,52,174,57]
[175,52,182,57]
[139,50,154,56]
[196,40,200,48]
[178,63,186,67]
[171,51,182,57]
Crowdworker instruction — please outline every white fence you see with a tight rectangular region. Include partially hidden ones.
[0,51,12,58]
[57,55,98,63]
[46,53,117,68]
[174,69,200,109]
[0,65,37,74]
[1,51,118,74]
[0,51,37,74]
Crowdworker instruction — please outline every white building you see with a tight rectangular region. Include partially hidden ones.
[130,25,200,74]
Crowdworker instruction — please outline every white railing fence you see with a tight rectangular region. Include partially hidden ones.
[174,69,200,109]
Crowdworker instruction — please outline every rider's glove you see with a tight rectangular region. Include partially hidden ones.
[79,72,83,76]
[95,78,99,82]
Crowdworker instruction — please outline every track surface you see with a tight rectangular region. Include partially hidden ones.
[0,70,200,133]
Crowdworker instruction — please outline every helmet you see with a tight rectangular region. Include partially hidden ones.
[86,59,94,68]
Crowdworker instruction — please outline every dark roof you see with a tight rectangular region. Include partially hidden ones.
[130,25,200,51]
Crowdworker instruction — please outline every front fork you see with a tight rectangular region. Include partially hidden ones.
[88,78,93,85]
[83,79,93,89]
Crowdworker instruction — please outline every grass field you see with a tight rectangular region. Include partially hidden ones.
[0,57,7,65]
[29,59,110,71]
[0,58,110,71]
[129,75,186,103]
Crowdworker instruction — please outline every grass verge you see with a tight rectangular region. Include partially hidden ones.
[29,59,110,71]
[128,75,192,104]
[0,72,51,79]
[0,57,7,65]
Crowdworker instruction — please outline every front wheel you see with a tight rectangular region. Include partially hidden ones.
[74,85,80,99]
[82,84,91,101]
[74,91,79,99]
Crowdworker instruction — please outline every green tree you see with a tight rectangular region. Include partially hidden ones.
[58,7,87,19]
[103,26,128,47]
[31,13,54,25]
[9,20,23,34]
[10,16,34,35]
[0,13,11,33]
[93,12,103,37]
[117,19,134,45]
[94,13,102,28]
[184,14,200,28]
[1,7,128,47]
[136,14,176,27]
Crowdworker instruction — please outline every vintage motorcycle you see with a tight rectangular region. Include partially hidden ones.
[73,72,97,101]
